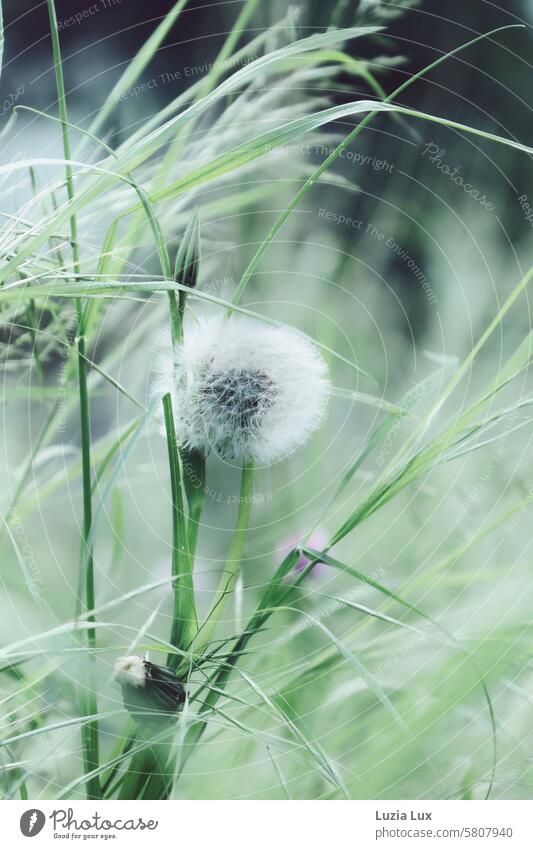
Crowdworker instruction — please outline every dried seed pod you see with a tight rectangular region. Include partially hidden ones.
[115,655,186,727]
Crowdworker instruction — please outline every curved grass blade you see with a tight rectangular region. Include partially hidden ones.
[228,24,524,310]
[302,547,497,798]
[84,0,190,145]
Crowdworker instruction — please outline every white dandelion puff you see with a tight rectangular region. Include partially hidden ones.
[153,315,330,464]
[114,656,146,688]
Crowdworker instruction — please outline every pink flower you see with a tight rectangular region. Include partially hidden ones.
[279,529,329,578]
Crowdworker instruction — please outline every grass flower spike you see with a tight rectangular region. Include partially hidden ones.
[156,315,330,463]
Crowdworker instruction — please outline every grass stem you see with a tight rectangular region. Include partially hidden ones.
[46,0,100,799]
[162,393,198,665]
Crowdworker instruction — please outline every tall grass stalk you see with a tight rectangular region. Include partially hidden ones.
[162,393,197,662]
[46,0,100,800]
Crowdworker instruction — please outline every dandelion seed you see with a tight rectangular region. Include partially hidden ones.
[154,315,329,464]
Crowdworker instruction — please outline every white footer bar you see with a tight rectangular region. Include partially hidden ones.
[3,799,532,848]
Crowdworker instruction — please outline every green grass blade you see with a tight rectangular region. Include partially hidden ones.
[171,208,200,344]
[162,393,197,662]
[85,0,190,145]
[189,462,254,662]
[46,0,100,800]
[228,24,523,310]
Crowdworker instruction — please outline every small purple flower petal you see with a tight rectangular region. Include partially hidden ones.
[279,529,329,578]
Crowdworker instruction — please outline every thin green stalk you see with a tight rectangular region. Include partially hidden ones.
[84,0,190,147]
[172,209,200,346]
[24,171,44,381]
[26,298,44,382]
[46,0,99,799]
[173,548,300,778]
[162,394,198,665]
[166,213,203,577]
[188,462,254,662]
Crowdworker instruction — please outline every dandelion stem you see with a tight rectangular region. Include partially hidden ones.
[47,0,100,799]
[189,462,254,661]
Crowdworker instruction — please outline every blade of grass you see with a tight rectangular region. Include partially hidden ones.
[0,279,373,380]
[188,461,254,663]
[0,26,383,285]
[162,393,197,663]
[228,24,523,311]
[267,746,291,799]
[46,0,100,800]
[301,547,497,798]
[171,208,200,344]
[156,0,261,175]
[84,0,190,145]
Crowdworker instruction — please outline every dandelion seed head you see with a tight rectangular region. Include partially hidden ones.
[114,655,146,688]
[154,315,330,464]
